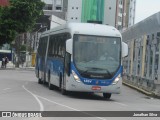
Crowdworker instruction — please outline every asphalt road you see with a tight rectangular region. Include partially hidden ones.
[0,69,160,120]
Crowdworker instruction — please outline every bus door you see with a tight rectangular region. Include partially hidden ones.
[63,39,72,91]
[64,52,71,86]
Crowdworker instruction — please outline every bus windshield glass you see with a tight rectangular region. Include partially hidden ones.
[73,34,121,79]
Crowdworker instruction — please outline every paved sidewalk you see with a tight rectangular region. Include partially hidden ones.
[0,61,35,70]
[123,81,160,99]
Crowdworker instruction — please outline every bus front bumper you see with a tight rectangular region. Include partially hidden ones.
[66,75,122,94]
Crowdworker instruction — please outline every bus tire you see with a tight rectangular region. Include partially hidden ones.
[38,69,42,84]
[60,74,67,95]
[103,93,111,99]
[48,71,54,90]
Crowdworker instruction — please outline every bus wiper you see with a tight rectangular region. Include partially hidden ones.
[89,67,113,77]
[81,67,112,77]
[105,69,112,77]
[80,67,98,75]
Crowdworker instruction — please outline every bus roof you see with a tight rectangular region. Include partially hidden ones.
[41,23,121,38]
[0,50,11,53]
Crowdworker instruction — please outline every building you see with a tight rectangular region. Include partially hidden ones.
[33,0,136,52]
[128,0,136,27]
[104,0,136,30]
[122,0,136,29]
[104,0,117,27]
[0,0,9,6]
[41,0,67,29]
[67,0,82,23]
[66,0,136,30]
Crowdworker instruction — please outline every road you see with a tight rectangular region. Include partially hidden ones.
[0,69,160,120]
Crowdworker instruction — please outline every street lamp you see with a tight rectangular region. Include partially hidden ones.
[34,25,48,52]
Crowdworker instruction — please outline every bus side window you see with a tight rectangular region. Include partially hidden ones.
[61,34,66,57]
[48,36,54,57]
[56,36,60,57]
[58,37,62,57]
[37,38,41,56]
[54,36,57,57]
[51,36,56,57]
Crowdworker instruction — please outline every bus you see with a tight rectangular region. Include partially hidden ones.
[0,50,12,61]
[35,23,128,99]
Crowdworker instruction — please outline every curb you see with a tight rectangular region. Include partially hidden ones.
[15,67,35,71]
[122,81,160,99]
[0,67,35,71]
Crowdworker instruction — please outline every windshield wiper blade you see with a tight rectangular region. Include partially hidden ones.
[80,67,97,75]
[81,67,112,77]
[105,69,112,77]
[91,67,113,77]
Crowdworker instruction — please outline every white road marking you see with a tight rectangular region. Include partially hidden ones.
[22,85,44,111]
[36,94,107,120]
[3,88,11,90]
[114,102,128,107]
[36,94,79,111]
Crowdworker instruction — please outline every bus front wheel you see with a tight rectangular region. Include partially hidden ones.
[48,72,54,90]
[103,93,111,99]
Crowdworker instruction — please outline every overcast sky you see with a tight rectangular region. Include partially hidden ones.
[135,0,160,23]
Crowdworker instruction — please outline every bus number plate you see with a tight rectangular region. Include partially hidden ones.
[92,86,101,90]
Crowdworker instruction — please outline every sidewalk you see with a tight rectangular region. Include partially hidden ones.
[0,61,35,70]
[123,81,160,99]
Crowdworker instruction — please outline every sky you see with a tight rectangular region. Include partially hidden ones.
[135,0,160,23]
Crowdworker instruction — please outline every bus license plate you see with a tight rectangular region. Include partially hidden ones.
[92,86,101,90]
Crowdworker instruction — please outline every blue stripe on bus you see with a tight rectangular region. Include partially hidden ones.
[46,58,64,77]
[36,56,43,71]
[71,62,123,86]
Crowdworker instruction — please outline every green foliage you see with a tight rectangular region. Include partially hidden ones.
[0,0,45,46]
[20,44,27,51]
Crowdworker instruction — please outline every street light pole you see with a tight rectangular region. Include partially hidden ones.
[34,25,47,52]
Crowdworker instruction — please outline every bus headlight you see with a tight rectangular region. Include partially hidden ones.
[72,70,81,82]
[112,74,121,85]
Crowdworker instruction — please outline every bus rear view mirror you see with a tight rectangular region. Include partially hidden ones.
[65,52,71,76]
[122,42,128,57]
[66,39,73,54]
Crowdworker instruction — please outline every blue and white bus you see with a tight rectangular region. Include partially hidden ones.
[0,49,12,61]
[35,23,128,99]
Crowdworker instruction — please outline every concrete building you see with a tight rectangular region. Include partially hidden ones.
[66,0,82,23]
[65,0,136,30]
[0,0,9,6]
[104,0,117,27]
[104,0,136,30]
[40,0,66,29]
[124,0,136,28]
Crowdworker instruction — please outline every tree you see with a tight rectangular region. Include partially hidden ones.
[0,0,45,46]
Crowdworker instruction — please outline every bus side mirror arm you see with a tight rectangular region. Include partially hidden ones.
[122,42,128,57]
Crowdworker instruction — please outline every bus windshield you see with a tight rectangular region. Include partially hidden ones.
[73,34,121,79]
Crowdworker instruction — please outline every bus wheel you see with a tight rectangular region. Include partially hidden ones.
[48,72,54,90]
[103,93,111,99]
[61,87,67,95]
[38,69,42,84]
[38,78,42,84]
[60,76,67,95]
